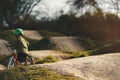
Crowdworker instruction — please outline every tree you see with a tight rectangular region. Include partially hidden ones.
[67,0,100,14]
[110,0,120,15]
[68,0,120,17]
[0,0,41,29]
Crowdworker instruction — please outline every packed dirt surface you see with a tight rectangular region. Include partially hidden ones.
[23,30,42,40]
[35,53,120,80]
[50,37,85,51]
[0,39,11,56]
[29,50,69,60]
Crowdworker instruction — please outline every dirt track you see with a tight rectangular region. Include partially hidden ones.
[35,53,120,80]
[23,30,90,51]
[0,30,120,80]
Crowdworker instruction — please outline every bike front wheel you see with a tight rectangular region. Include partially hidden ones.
[26,56,35,65]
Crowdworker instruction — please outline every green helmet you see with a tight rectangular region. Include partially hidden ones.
[13,28,24,36]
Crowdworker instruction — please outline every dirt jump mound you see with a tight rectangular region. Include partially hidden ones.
[35,53,120,80]
[23,30,42,40]
[0,39,11,56]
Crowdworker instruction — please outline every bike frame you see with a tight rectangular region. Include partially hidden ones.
[12,52,18,65]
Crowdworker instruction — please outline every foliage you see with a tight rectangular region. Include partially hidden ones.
[0,66,80,80]
[0,0,41,28]
[18,11,120,41]
[72,0,99,10]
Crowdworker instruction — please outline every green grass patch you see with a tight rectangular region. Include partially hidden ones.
[76,37,104,50]
[84,38,103,48]
[35,55,58,64]
[66,46,108,58]
[67,51,90,58]
[0,66,80,80]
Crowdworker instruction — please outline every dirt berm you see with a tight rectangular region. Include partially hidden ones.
[35,53,120,80]
[23,30,42,40]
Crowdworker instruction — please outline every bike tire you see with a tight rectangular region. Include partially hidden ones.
[7,57,16,69]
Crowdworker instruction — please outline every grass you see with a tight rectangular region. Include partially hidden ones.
[84,38,103,49]
[35,55,58,64]
[0,66,80,80]
[67,46,109,59]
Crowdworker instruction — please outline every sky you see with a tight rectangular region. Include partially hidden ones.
[32,0,69,20]
[32,0,120,20]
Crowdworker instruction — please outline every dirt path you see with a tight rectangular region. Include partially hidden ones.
[34,53,120,80]
[29,50,69,60]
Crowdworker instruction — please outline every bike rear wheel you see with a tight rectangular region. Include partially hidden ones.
[7,57,16,69]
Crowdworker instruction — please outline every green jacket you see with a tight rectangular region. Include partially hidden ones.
[13,36,29,54]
